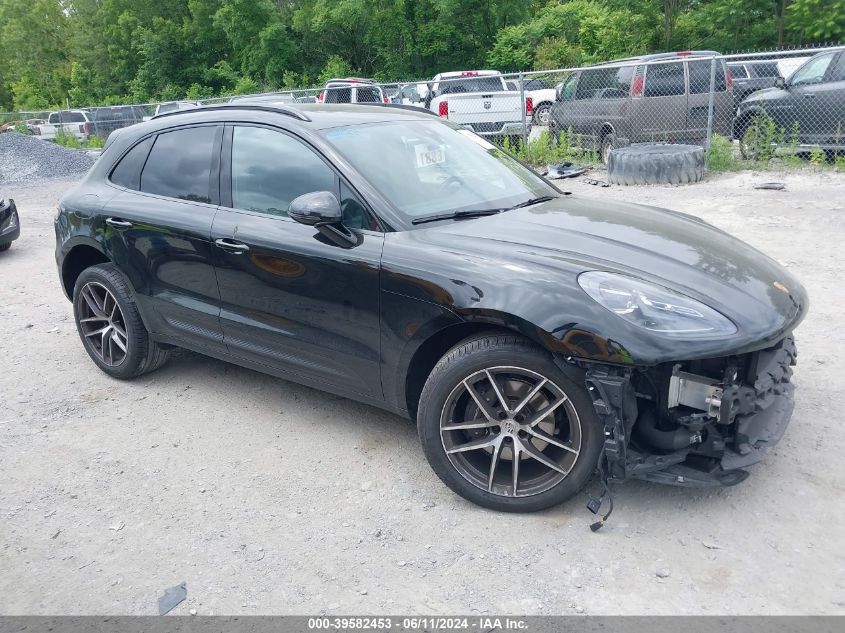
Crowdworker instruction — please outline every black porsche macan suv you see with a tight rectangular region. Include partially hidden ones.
[55,103,807,512]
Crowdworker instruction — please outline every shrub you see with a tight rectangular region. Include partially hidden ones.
[706,134,740,171]
[54,129,81,149]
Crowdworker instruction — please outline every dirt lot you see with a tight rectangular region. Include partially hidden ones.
[1,170,844,615]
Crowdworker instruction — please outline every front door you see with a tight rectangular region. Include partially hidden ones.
[211,124,384,399]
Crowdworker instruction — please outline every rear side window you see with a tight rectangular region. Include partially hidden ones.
[644,62,686,97]
[140,126,217,203]
[110,137,154,190]
[230,126,336,217]
[688,60,727,94]
[574,69,630,100]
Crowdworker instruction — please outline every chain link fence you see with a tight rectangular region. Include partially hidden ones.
[2,45,843,169]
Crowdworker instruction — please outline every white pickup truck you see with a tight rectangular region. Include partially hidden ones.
[426,70,531,142]
[33,110,91,142]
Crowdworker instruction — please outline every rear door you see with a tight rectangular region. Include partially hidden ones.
[210,124,384,398]
[103,124,226,353]
[637,60,687,141]
[687,57,730,140]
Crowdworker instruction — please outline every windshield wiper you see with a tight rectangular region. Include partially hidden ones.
[411,208,505,225]
[410,196,557,226]
[507,195,557,210]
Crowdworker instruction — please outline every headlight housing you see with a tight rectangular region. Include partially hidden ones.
[578,271,737,338]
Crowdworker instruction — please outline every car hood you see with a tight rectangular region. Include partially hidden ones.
[409,195,807,341]
[741,86,789,106]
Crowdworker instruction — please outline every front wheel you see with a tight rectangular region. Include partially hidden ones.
[417,334,603,512]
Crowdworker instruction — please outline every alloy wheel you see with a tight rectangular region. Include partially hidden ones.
[77,282,129,366]
[440,366,582,498]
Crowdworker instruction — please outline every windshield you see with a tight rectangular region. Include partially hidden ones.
[322,120,557,223]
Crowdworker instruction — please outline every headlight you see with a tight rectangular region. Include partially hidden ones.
[578,271,737,338]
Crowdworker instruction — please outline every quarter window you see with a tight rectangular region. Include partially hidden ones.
[110,137,154,190]
[140,126,217,203]
[231,126,336,217]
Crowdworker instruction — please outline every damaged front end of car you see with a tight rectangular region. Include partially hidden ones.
[581,335,797,491]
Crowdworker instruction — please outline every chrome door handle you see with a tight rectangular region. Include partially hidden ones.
[105,217,133,229]
[214,238,250,254]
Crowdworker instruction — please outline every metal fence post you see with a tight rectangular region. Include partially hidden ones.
[518,71,528,151]
[705,57,717,151]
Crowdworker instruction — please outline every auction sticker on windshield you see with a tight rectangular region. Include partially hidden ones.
[414,144,446,168]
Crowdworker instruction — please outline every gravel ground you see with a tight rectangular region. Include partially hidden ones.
[0,132,96,183]
[1,170,844,616]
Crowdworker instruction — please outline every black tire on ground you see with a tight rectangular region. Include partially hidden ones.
[72,263,170,379]
[608,143,705,185]
[417,334,603,512]
[0,242,10,252]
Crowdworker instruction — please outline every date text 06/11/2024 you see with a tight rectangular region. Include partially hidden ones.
[307,616,529,630]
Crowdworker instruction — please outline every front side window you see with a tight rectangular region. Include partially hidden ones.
[140,126,217,203]
[322,120,557,223]
[231,126,336,217]
[791,53,835,86]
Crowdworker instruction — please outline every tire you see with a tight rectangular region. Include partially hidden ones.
[417,334,603,512]
[72,263,170,379]
[608,143,705,186]
[600,132,618,164]
[0,242,10,252]
[533,103,552,126]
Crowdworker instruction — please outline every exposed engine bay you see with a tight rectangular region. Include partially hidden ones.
[581,336,797,488]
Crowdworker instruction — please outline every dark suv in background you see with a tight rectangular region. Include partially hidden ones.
[727,60,781,103]
[734,49,845,155]
[548,51,733,163]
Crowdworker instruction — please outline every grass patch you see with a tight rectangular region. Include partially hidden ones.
[706,133,740,171]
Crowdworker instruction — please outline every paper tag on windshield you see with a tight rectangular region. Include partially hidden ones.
[414,144,446,168]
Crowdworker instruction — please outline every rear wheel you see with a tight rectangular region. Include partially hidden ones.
[73,263,170,379]
[417,334,602,512]
[533,103,552,126]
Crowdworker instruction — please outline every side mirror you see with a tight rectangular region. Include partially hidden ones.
[288,191,357,248]
[775,76,786,89]
[289,191,342,226]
